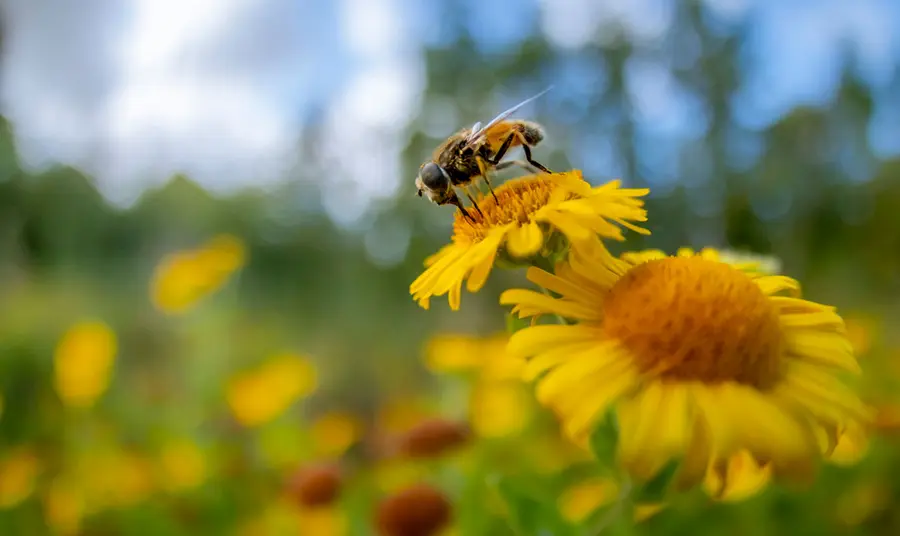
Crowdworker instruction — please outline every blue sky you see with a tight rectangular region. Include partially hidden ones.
[0,0,898,222]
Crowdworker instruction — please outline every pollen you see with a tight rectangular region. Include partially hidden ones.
[452,175,562,244]
[602,256,783,388]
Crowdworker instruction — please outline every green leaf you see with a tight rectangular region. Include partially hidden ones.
[588,407,619,470]
[632,458,680,504]
[489,474,578,536]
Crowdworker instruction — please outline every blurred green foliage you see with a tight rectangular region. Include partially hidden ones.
[2,2,900,534]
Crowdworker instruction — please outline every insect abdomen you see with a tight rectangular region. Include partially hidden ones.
[515,121,544,146]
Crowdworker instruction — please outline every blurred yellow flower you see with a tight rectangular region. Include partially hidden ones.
[54,320,117,409]
[371,458,429,494]
[296,505,348,536]
[240,498,348,536]
[703,450,772,502]
[425,332,522,382]
[227,353,318,427]
[410,171,649,311]
[424,334,484,374]
[826,422,869,466]
[151,234,246,314]
[558,477,618,523]
[558,477,664,524]
[376,397,432,434]
[159,438,207,492]
[0,447,41,508]
[503,245,868,491]
[101,450,156,508]
[43,478,86,536]
[312,412,364,458]
[843,312,879,358]
[469,382,531,438]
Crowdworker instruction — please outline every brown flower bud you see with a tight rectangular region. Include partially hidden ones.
[395,418,470,459]
[285,462,343,507]
[375,483,451,536]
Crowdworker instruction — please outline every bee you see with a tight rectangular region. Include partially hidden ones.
[415,88,553,221]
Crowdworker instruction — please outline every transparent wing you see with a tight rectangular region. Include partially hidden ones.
[464,86,553,148]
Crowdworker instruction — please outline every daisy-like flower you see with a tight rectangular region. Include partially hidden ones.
[501,244,868,491]
[409,170,649,311]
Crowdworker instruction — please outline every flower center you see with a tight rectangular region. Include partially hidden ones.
[602,257,783,388]
[451,175,562,244]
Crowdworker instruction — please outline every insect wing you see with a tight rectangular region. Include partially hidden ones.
[464,86,553,148]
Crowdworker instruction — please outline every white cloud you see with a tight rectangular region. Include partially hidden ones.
[0,0,348,206]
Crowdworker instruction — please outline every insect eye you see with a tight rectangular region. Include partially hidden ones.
[420,163,449,190]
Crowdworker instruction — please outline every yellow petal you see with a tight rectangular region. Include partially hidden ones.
[783,330,860,374]
[505,222,544,258]
[499,289,601,321]
[617,382,690,481]
[506,324,600,359]
[560,364,639,441]
[525,267,598,302]
[754,275,801,297]
[704,450,772,503]
[465,228,508,292]
[522,341,604,381]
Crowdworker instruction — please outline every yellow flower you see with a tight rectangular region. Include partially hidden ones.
[312,412,364,458]
[425,332,522,381]
[501,245,868,491]
[54,320,117,409]
[558,477,664,524]
[843,312,879,358]
[826,421,869,466]
[410,171,649,310]
[43,478,86,536]
[469,382,532,438]
[295,505,348,536]
[0,447,41,508]
[703,450,772,502]
[151,234,246,314]
[424,332,532,437]
[558,477,618,523]
[158,439,207,492]
[227,353,318,427]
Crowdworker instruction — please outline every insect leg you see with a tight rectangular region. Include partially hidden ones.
[487,133,516,165]
[495,159,540,174]
[521,144,551,174]
[475,156,500,203]
[463,189,485,217]
[448,194,475,222]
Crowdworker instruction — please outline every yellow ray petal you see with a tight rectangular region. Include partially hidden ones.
[506,324,600,359]
[506,222,544,259]
[499,289,601,321]
[783,331,861,374]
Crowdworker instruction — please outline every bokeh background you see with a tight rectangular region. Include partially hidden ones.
[1,0,899,534]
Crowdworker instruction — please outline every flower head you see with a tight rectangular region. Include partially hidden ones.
[501,245,868,492]
[410,171,649,311]
[392,418,471,460]
[226,353,318,427]
[151,234,246,314]
[375,483,452,536]
[285,462,343,508]
[54,320,117,409]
